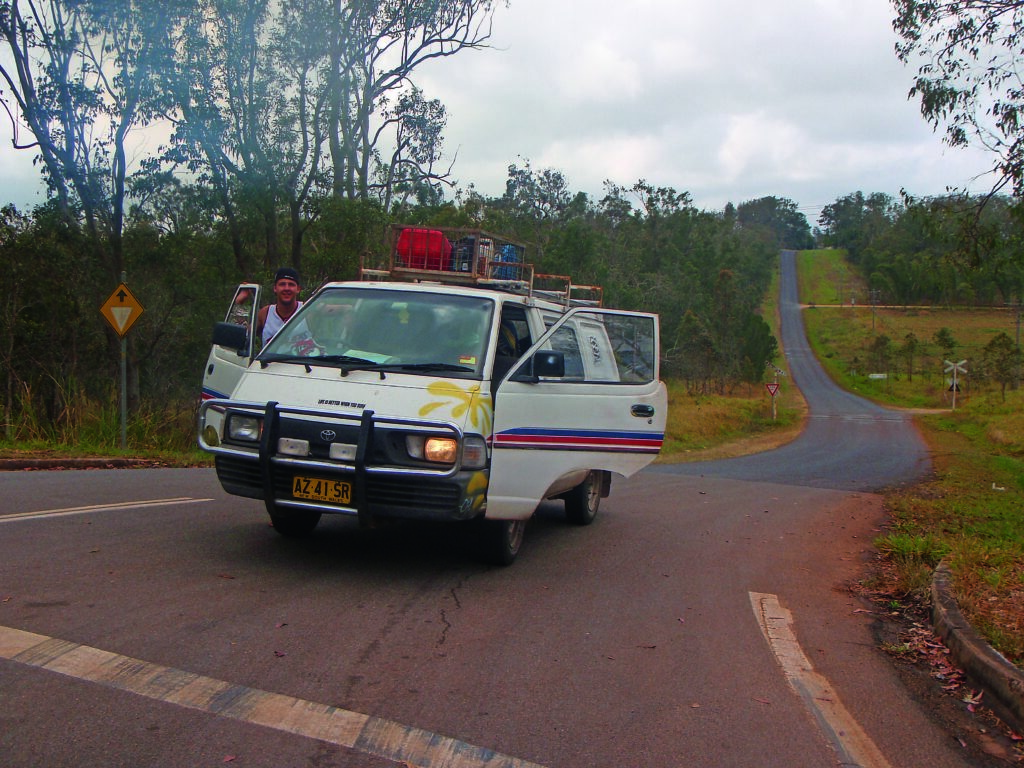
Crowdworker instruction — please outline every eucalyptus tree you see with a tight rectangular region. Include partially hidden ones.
[818,191,901,264]
[735,195,813,250]
[161,0,503,270]
[894,0,1024,195]
[378,85,448,213]
[322,0,501,208]
[981,331,1021,398]
[161,0,331,273]
[0,0,184,411]
[0,0,177,277]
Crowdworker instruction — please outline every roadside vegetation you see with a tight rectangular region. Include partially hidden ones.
[799,248,1024,666]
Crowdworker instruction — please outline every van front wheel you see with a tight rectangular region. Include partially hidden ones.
[266,501,322,537]
[481,518,526,566]
[564,470,601,526]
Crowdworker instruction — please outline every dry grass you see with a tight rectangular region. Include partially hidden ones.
[804,305,1019,409]
[657,379,805,463]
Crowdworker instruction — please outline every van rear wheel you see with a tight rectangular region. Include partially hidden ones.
[266,501,321,537]
[565,470,601,526]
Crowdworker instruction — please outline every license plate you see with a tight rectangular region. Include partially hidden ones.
[291,475,352,505]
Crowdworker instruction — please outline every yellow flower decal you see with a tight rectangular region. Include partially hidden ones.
[467,471,489,511]
[419,381,493,434]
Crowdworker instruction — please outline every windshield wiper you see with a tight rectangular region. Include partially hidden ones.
[259,353,378,371]
[337,361,476,378]
[259,354,474,377]
[259,354,315,371]
[386,362,475,372]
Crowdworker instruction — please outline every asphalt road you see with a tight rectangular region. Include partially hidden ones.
[652,249,932,491]
[0,252,998,768]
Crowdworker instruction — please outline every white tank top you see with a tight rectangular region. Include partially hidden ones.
[262,302,302,346]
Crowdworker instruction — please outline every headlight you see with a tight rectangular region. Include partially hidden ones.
[406,434,487,468]
[424,437,458,463]
[406,434,458,464]
[227,413,262,442]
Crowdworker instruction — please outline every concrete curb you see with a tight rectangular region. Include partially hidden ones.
[931,561,1024,732]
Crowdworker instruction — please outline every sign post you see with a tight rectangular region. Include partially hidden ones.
[943,359,967,411]
[764,363,786,421]
[765,381,780,420]
[100,277,145,449]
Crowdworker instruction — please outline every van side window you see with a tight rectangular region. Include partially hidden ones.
[498,305,532,356]
[537,311,658,384]
[550,327,585,379]
[494,304,533,381]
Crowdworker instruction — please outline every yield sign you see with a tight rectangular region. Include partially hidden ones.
[101,283,145,337]
[765,382,780,397]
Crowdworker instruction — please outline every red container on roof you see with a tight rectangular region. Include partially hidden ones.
[395,228,452,271]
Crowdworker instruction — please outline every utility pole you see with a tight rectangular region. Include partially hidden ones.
[1010,300,1022,390]
[869,289,881,333]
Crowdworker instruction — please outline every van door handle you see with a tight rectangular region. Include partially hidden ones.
[631,404,655,418]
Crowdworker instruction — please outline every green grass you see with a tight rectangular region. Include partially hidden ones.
[797,248,867,306]
[1,391,212,466]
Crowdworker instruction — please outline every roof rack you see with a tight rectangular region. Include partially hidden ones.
[357,225,603,308]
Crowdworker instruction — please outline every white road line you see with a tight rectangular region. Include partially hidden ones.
[0,497,214,523]
[749,591,894,768]
[0,624,545,768]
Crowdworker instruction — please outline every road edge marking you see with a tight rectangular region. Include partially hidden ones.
[0,624,545,768]
[0,498,214,523]
[749,591,894,768]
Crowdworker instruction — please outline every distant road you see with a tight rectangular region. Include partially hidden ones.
[652,249,932,491]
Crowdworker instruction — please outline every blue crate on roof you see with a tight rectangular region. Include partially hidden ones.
[493,243,524,279]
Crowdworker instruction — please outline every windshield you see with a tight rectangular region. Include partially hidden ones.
[259,287,494,379]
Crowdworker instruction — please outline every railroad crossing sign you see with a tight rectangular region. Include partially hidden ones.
[101,283,145,337]
[943,359,967,410]
[944,359,967,375]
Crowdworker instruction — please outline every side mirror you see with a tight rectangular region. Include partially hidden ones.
[532,350,565,378]
[212,321,249,354]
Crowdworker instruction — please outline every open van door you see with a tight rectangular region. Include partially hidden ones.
[487,308,667,521]
[201,283,261,402]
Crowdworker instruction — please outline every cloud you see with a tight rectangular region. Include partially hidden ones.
[0,0,1001,217]
[419,0,999,213]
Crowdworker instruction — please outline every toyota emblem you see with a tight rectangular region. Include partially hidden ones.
[320,429,337,442]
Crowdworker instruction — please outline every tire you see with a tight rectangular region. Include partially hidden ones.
[481,518,526,566]
[564,470,601,526]
[266,500,321,537]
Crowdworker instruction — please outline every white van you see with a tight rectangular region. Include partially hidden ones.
[198,230,667,564]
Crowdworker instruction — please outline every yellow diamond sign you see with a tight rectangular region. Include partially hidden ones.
[101,283,145,337]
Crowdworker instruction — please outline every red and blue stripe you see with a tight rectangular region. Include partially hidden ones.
[493,427,663,453]
[201,387,227,402]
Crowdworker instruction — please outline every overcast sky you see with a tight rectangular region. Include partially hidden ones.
[0,0,1000,224]
[418,0,998,221]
